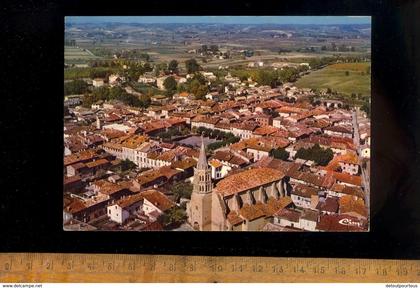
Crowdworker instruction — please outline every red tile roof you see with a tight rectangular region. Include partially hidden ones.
[116,193,144,209]
[339,195,367,218]
[333,172,362,186]
[214,167,284,196]
[239,204,266,221]
[316,197,339,213]
[292,184,319,198]
[140,189,175,212]
[316,214,367,231]
[274,208,301,223]
[64,149,97,166]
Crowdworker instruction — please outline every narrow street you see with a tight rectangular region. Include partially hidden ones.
[352,110,370,217]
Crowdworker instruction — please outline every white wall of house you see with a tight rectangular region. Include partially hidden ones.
[66,166,77,177]
[324,130,352,138]
[64,147,72,156]
[107,204,129,224]
[247,148,270,161]
[274,216,300,229]
[291,194,312,209]
[103,146,123,159]
[211,166,222,179]
[92,79,104,87]
[299,218,318,231]
[191,122,216,130]
[361,147,370,158]
[231,128,252,139]
[339,162,359,175]
[142,198,163,218]
[272,119,283,128]
[326,190,344,198]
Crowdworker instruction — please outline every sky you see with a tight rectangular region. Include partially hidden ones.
[66,16,371,25]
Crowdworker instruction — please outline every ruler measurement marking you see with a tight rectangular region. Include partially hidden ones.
[0,254,419,282]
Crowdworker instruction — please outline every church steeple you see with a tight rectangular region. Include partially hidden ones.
[187,134,213,231]
[197,135,208,170]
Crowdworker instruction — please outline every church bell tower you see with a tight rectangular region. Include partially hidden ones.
[187,136,213,231]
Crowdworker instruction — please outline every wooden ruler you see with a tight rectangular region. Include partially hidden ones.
[0,253,418,283]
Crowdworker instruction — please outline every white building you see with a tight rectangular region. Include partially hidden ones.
[200,71,217,81]
[92,78,105,87]
[156,76,169,90]
[140,190,175,221]
[290,184,319,209]
[108,74,124,86]
[209,159,231,180]
[102,123,132,134]
[138,75,156,85]
[146,107,174,119]
[360,146,370,159]
[107,194,144,224]
[273,208,301,229]
[298,210,318,231]
[339,161,360,175]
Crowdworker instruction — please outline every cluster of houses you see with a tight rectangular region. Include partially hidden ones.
[64,67,370,231]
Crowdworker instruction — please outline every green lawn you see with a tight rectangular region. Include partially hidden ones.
[295,62,371,97]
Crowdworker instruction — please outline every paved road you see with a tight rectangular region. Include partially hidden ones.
[352,110,370,215]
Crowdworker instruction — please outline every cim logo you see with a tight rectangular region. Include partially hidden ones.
[338,218,362,227]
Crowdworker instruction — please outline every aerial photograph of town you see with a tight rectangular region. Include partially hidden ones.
[63,16,371,232]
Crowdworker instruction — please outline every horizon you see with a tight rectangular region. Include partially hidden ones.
[66,16,371,25]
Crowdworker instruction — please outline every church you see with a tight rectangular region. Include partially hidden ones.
[187,137,292,231]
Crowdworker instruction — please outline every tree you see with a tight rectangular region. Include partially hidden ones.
[177,83,188,93]
[361,102,371,118]
[271,148,290,160]
[209,45,218,53]
[295,144,334,166]
[191,73,207,85]
[64,80,88,95]
[195,85,209,99]
[138,94,151,108]
[89,69,111,79]
[168,60,178,74]
[207,141,225,151]
[158,206,187,229]
[108,86,124,100]
[144,62,152,72]
[163,76,177,91]
[120,159,137,171]
[92,87,110,101]
[171,182,193,201]
[185,59,200,74]
[255,70,276,86]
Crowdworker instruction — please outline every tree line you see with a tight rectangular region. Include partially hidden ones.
[64,80,89,95]
[195,127,240,151]
[82,86,151,109]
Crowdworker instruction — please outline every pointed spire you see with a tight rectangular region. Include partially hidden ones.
[197,135,208,170]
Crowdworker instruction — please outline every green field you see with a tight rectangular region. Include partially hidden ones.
[295,62,371,97]
[65,46,101,64]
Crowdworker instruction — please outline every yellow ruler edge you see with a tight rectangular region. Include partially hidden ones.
[0,253,418,283]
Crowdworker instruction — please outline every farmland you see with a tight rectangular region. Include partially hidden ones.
[64,46,102,64]
[295,62,371,98]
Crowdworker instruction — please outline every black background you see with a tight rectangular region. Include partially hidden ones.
[1,0,419,259]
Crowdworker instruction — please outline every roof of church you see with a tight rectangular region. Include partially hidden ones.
[214,167,284,196]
